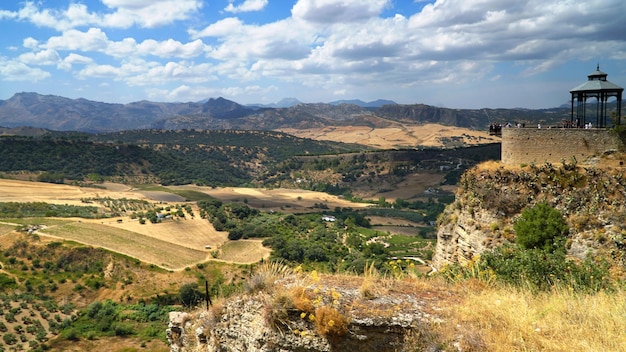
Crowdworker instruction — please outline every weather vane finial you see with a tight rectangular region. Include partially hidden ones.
[597,62,600,71]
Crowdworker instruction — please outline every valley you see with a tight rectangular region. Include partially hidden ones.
[0,110,624,351]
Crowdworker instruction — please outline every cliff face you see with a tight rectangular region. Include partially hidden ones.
[433,158,626,269]
[433,207,501,268]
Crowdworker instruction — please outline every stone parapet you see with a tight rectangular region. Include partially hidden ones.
[501,128,623,166]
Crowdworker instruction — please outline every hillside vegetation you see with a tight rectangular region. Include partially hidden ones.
[1,126,625,351]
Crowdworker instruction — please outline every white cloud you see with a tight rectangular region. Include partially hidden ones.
[190,17,245,38]
[43,28,208,60]
[192,17,312,64]
[0,59,51,81]
[12,0,202,31]
[291,0,390,23]
[225,0,269,13]
[0,9,17,20]
[58,53,94,71]
[18,49,61,66]
[78,64,120,79]
[124,61,217,86]
[2,0,626,107]
[23,37,39,50]
[16,2,100,31]
[46,28,110,51]
[135,39,207,59]
[100,0,203,28]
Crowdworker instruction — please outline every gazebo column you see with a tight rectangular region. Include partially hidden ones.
[618,92,623,126]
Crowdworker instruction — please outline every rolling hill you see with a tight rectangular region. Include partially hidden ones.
[0,92,595,135]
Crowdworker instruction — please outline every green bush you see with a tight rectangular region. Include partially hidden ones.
[478,244,613,292]
[514,201,568,252]
[179,283,204,307]
[3,333,18,345]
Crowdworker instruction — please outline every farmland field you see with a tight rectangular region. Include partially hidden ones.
[40,222,208,270]
[279,123,497,149]
[0,179,368,267]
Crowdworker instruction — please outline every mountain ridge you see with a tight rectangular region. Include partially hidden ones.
[0,91,606,134]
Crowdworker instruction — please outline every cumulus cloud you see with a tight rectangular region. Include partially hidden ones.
[2,0,626,107]
[57,53,94,71]
[291,0,390,23]
[23,37,39,50]
[123,61,217,86]
[18,49,61,66]
[46,28,110,52]
[77,64,120,79]
[108,38,208,59]
[11,0,202,31]
[192,17,312,65]
[42,28,208,60]
[100,0,203,28]
[0,60,51,81]
[225,0,269,13]
[0,9,17,20]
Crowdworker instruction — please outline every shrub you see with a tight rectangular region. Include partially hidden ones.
[113,323,135,336]
[3,333,18,345]
[264,290,294,331]
[179,283,204,307]
[227,228,243,240]
[514,201,568,252]
[61,329,80,341]
[478,245,613,293]
[314,306,349,337]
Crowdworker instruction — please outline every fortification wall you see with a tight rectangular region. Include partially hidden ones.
[501,128,623,166]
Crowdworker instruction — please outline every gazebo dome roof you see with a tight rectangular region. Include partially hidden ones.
[570,65,623,93]
[570,79,623,93]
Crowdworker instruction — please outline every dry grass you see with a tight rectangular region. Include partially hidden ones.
[40,222,207,269]
[219,239,271,264]
[170,184,369,213]
[314,305,350,337]
[0,222,15,235]
[441,285,626,352]
[278,123,498,149]
[247,261,293,293]
[190,266,626,351]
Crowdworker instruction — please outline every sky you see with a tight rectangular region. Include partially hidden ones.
[1,0,625,109]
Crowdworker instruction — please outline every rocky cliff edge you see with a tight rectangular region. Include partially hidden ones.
[433,157,626,269]
[166,264,451,352]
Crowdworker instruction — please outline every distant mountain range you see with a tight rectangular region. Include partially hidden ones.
[245,98,396,108]
[0,92,608,134]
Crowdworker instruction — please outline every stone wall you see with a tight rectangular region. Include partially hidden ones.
[501,128,623,166]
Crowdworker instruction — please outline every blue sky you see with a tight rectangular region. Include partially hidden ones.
[1,0,625,108]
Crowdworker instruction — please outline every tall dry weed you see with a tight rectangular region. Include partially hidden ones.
[246,260,293,293]
[442,285,626,351]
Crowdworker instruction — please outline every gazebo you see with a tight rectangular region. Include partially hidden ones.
[570,65,623,128]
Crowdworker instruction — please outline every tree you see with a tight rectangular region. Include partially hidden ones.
[179,283,204,307]
[3,333,18,345]
[228,228,243,240]
[514,201,568,252]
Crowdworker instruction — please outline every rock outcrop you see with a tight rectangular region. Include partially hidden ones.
[167,269,446,352]
[433,158,626,269]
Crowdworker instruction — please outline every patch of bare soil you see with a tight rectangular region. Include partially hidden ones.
[278,123,498,149]
[0,179,150,206]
